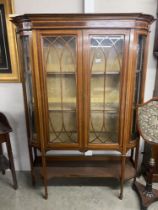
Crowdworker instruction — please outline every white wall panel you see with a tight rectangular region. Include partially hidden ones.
[14,0,83,14]
[0,83,29,170]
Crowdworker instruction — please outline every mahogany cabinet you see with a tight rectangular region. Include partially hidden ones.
[12,13,154,199]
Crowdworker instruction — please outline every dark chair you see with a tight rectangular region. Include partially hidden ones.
[0,112,18,189]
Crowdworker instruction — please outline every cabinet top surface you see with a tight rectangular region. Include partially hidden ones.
[12,13,154,21]
[12,13,154,31]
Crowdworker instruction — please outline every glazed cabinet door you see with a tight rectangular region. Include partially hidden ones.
[83,30,129,150]
[38,31,83,149]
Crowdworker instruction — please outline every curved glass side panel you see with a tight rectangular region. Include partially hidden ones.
[131,35,146,139]
[21,36,37,143]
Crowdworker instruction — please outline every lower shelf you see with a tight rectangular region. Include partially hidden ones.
[34,157,136,181]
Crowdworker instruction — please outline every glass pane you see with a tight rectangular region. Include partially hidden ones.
[90,36,123,73]
[43,36,76,73]
[89,35,124,144]
[42,35,78,144]
[49,111,77,143]
[91,75,120,110]
[47,75,76,110]
[134,35,146,104]
[131,35,146,139]
[22,36,37,142]
[89,111,119,144]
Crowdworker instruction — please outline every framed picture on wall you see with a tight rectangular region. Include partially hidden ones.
[0,0,20,82]
[0,4,11,73]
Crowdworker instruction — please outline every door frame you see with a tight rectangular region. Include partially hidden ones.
[82,29,130,151]
[35,30,83,150]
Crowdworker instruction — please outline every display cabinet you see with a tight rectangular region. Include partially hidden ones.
[12,13,154,199]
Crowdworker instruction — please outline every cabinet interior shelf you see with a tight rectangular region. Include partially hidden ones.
[48,98,118,104]
[49,131,116,134]
[49,109,76,112]
[91,71,120,75]
[47,71,120,76]
[48,109,118,112]
[47,71,75,75]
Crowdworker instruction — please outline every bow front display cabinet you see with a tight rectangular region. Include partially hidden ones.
[12,14,154,199]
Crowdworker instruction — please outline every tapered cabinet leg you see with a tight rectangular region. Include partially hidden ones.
[133,140,140,185]
[119,155,126,200]
[43,181,48,200]
[41,150,48,199]
[28,144,36,186]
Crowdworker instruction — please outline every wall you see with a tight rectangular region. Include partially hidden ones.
[94,0,157,100]
[93,0,157,164]
[0,0,83,171]
[0,83,29,170]
[0,0,157,170]
[14,0,83,14]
